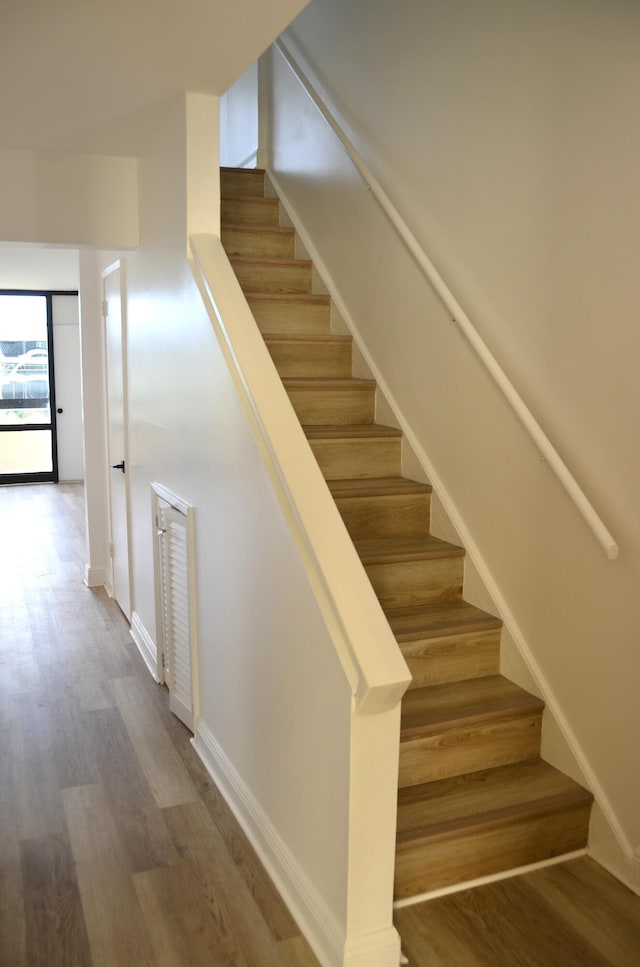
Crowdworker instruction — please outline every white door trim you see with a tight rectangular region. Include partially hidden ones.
[102,259,132,618]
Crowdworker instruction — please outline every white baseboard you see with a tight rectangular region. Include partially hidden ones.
[84,564,107,588]
[130,611,159,682]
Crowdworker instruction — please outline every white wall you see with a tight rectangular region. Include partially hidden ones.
[267,0,640,889]
[0,149,138,248]
[220,61,259,167]
[0,245,79,290]
[52,294,83,481]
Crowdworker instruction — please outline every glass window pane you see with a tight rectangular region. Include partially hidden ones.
[0,295,50,425]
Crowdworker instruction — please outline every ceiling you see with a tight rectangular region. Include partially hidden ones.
[0,0,308,157]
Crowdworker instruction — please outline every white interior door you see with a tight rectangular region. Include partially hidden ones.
[103,265,131,620]
[52,294,83,481]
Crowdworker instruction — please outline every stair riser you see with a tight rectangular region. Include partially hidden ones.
[221,198,280,227]
[247,298,331,335]
[336,493,431,541]
[365,557,463,609]
[402,629,501,688]
[287,388,375,426]
[394,802,591,897]
[267,341,352,378]
[309,438,402,480]
[221,170,266,197]
[232,260,312,295]
[222,227,295,260]
[398,714,542,787]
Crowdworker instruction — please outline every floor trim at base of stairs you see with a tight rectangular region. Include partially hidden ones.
[393,848,588,908]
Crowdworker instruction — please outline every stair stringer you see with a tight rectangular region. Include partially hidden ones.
[190,231,413,965]
[263,166,636,883]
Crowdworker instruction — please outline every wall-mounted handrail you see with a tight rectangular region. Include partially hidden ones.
[274,37,619,561]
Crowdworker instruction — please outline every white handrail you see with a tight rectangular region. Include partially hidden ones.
[273,38,619,561]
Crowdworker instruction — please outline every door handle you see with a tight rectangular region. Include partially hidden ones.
[111,460,126,473]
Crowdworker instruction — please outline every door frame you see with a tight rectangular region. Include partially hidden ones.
[101,260,133,618]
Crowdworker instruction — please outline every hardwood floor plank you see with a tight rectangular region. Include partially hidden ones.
[395,865,622,967]
[62,783,129,869]
[11,693,67,839]
[0,833,27,967]
[62,783,157,965]
[110,675,199,808]
[72,867,157,967]
[525,859,640,966]
[162,800,305,965]
[134,861,250,967]
[20,832,93,967]
[86,706,179,873]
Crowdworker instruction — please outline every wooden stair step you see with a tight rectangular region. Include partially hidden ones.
[221,196,280,227]
[355,536,464,565]
[329,476,432,540]
[304,423,403,480]
[386,598,501,641]
[284,377,377,426]
[246,293,332,335]
[328,476,432,498]
[386,599,502,686]
[230,256,313,295]
[264,333,353,378]
[220,166,266,197]
[394,760,593,896]
[221,223,295,260]
[399,675,544,786]
[355,535,465,609]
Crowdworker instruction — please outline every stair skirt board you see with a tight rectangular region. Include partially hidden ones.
[219,167,593,899]
[192,721,402,967]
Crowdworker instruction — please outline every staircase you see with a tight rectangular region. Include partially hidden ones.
[220,166,593,898]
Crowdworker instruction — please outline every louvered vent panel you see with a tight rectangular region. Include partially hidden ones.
[157,497,195,731]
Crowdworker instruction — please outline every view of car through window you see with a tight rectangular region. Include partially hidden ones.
[0,345,49,403]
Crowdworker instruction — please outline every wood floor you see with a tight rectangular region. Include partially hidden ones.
[1,482,639,967]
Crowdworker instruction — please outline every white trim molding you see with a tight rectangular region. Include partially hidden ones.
[84,564,107,588]
[130,611,159,682]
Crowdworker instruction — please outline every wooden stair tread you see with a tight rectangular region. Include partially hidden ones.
[229,255,312,269]
[400,675,544,738]
[283,377,376,391]
[396,760,593,848]
[246,292,331,305]
[303,423,402,440]
[328,476,431,498]
[385,599,502,641]
[220,193,278,204]
[264,333,352,345]
[355,535,464,564]
[221,223,292,236]
[221,165,266,172]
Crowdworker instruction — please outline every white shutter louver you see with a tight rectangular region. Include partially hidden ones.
[157,498,195,731]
